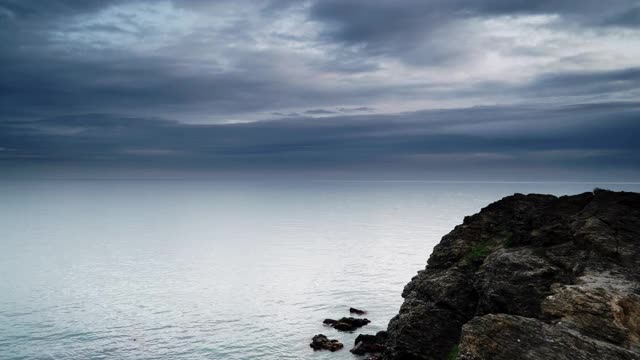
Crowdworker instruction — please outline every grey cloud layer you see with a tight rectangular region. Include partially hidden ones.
[1,0,639,121]
[309,0,640,64]
[1,1,639,177]
[2,103,638,175]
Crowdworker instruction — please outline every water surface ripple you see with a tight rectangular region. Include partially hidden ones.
[2,180,638,359]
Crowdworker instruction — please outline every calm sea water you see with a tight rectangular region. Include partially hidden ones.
[2,179,639,360]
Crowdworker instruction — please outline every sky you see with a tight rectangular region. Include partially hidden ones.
[1,0,639,179]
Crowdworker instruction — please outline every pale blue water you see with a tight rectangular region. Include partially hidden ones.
[1,180,639,360]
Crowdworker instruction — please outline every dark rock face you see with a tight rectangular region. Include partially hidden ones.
[350,307,367,315]
[310,334,343,351]
[351,331,388,355]
[323,317,371,331]
[384,190,640,360]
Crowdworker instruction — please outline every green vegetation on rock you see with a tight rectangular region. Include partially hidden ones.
[465,243,491,263]
[446,344,460,360]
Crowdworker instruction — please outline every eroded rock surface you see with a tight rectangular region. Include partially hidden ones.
[383,190,640,360]
[310,334,343,351]
[351,331,388,355]
[459,314,639,360]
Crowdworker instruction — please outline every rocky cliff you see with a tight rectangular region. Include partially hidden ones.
[383,189,640,360]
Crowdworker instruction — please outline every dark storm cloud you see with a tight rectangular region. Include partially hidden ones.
[600,5,640,28]
[1,0,639,121]
[0,0,122,18]
[308,0,639,62]
[0,52,312,118]
[2,102,638,174]
[523,68,640,98]
[0,0,388,121]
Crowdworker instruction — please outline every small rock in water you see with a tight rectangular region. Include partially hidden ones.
[310,334,344,352]
[323,317,371,331]
[350,307,367,315]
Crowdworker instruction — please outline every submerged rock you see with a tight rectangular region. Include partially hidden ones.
[383,190,640,360]
[323,317,371,331]
[351,331,387,355]
[350,307,367,315]
[309,334,343,352]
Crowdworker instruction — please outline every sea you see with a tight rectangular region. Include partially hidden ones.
[2,179,639,360]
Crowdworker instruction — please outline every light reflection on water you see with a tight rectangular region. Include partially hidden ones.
[1,180,638,360]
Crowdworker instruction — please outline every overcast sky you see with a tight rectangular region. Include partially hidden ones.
[1,0,639,179]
